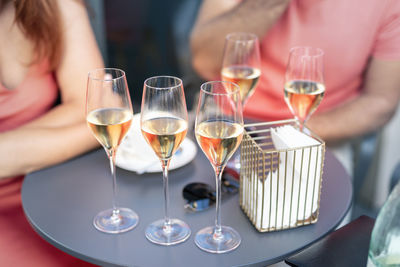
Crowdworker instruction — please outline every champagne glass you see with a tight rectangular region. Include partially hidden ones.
[221,32,260,169]
[195,81,244,253]
[284,46,325,131]
[141,76,191,245]
[221,32,261,107]
[86,68,139,234]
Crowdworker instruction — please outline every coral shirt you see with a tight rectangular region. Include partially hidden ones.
[0,62,94,266]
[244,0,400,121]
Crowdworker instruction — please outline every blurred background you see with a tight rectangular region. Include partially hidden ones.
[87,0,202,110]
[86,0,400,220]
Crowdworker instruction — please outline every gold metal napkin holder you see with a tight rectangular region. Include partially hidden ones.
[239,119,325,232]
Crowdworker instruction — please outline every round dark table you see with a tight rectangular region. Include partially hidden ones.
[22,147,352,267]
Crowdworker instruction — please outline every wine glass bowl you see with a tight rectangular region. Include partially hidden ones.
[86,68,139,234]
[284,47,325,130]
[195,81,244,253]
[221,32,261,107]
[141,76,191,246]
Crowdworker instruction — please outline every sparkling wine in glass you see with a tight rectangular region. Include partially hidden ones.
[86,68,139,234]
[195,81,244,253]
[141,76,191,245]
[221,32,261,107]
[284,47,325,130]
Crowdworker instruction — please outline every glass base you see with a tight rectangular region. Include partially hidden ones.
[195,226,241,253]
[145,218,191,246]
[93,207,139,234]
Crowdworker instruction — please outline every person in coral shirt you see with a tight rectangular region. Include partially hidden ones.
[0,0,102,265]
[190,0,400,175]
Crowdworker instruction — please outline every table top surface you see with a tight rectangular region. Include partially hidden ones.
[22,147,352,267]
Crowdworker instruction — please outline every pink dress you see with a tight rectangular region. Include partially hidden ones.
[0,61,96,266]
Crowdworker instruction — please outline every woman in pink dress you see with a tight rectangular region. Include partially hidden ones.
[0,0,103,265]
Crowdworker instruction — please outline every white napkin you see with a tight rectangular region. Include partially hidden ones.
[254,125,322,230]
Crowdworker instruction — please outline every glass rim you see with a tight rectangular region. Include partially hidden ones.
[200,81,241,96]
[88,68,126,81]
[225,32,258,43]
[143,75,183,90]
[289,46,324,57]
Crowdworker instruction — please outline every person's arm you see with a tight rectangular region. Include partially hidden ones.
[307,57,400,145]
[190,0,291,80]
[0,0,104,178]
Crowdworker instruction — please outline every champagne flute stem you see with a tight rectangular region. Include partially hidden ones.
[300,119,306,132]
[213,166,223,239]
[242,98,249,108]
[108,149,119,219]
[299,123,304,132]
[161,159,172,232]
